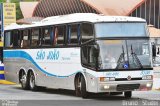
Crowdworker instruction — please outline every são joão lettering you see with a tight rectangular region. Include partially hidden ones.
[36,50,59,60]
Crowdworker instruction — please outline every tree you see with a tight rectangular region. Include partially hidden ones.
[0,0,6,2]
[10,0,23,20]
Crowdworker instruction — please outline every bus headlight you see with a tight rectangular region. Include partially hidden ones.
[142,75,153,80]
[146,83,152,87]
[104,85,110,89]
[99,77,115,82]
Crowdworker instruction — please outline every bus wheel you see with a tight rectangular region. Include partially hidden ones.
[80,75,88,98]
[29,71,37,91]
[75,75,81,97]
[20,73,29,90]
[124,91,132,98]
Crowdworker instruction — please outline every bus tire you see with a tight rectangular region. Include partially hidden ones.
[20,71,29,90]
[75,74,81,97]
[81,75,88,98]
[124,91,132,98]
[29,71,37,91]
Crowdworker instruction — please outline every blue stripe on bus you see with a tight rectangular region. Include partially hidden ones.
[4,51,81,78]
[0,74,5,79]
[0,66,4,70]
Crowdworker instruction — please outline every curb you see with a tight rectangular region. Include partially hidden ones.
[0,65,5,80]
[0,80,16,85]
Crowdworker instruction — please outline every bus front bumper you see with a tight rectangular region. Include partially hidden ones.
[98,80,153,92]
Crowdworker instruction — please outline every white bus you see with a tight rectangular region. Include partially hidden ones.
[4,13,153,98]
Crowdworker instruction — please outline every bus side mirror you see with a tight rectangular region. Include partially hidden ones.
[93,44,99,57]
[157,47,160,55]
[152,44,156,57]
[93,44,100,70]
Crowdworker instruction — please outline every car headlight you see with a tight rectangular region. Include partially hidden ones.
[142,75,153,80]
[99,77,115,82]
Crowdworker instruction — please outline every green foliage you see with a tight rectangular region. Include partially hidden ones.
[10,0,23,20]
[0,0,6,2]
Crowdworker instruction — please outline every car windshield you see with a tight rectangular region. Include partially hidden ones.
[97,40,152,70]
[95,23,148,38]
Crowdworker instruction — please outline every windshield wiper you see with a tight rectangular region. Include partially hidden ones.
[116,45,127,69]
[130,45,143,68]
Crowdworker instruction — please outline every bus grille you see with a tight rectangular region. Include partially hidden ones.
[117,84,140,91]
[115,78,142,81]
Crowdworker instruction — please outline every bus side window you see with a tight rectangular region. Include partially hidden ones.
[4,31,12,47]
[4,30,20,48]
[54,27,58,45]
[81,45,96,67]
[12,30,20,47]
[54,26,66,46]
[81,46,88,65]
[81,23,93,43]
[21,30,30,48]
[31,28,40,47]
[42,27,52,46]
[67,24,80,45]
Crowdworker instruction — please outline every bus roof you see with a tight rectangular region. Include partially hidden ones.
[5,13,146,31]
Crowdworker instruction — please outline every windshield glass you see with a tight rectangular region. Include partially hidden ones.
[97,39,152,70]
[95,23,148,37]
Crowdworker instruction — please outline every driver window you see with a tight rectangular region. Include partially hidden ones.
[81,45,96,68]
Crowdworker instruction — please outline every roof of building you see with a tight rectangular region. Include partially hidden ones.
[20,2,38,18]
[148,25,160,37]
[18,0,145,24]
[32,0,99,17]
[81,0,145,16]
[32,0,145,17]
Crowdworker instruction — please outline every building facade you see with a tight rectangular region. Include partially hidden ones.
[130,0,160,29]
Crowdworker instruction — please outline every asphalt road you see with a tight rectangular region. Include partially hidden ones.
[0,84,160,106]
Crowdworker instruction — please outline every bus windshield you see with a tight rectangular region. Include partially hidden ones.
[97,39,152,70]
[95,23,148,38]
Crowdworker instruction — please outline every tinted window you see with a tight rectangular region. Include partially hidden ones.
[67,24,80,45]
[81,23,94,43]
[81,44,97,68]
[31,28,40,47]
[21,30,30,48]
[4,30,20,48]
[54,26,66,45]
[12,30,20,47]
[4,31,12,47]
[42,27,52,46]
